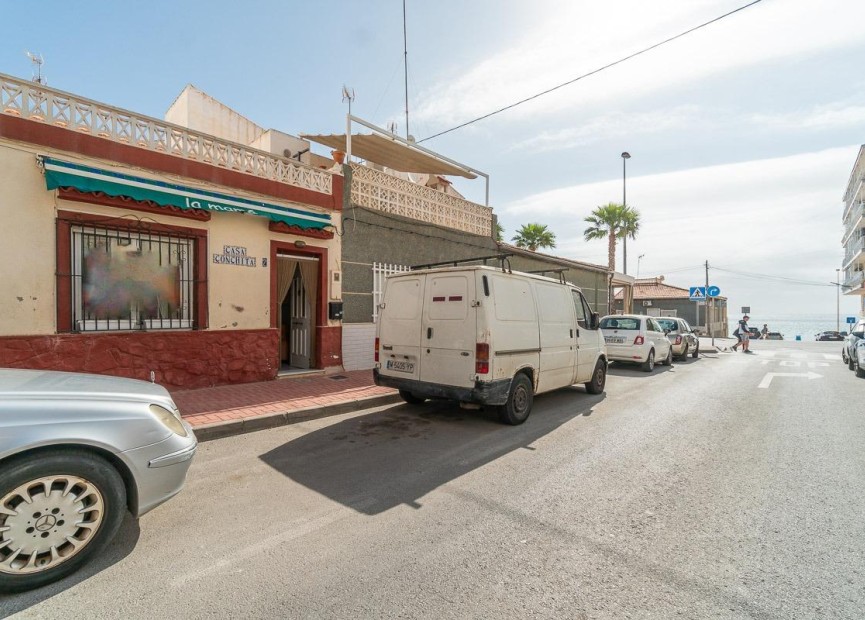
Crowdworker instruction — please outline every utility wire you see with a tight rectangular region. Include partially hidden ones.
[712,266,836,287]
[419,0,763,143]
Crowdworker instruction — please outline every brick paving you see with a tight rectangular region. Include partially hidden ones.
[169,369,394,428]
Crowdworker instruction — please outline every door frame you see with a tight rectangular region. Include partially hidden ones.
[270,241,328,368]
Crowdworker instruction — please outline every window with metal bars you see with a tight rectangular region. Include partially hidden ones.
[70,225,194,331]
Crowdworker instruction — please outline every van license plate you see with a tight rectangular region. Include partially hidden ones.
[386,360,415,373]
[605,337,625,344]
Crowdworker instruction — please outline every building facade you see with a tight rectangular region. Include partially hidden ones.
[0,74,344,388]
[842,145,865,314]
[614,276,728,336]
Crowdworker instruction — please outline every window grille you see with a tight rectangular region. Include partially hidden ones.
[70,224,195,331]
[372,262,411,322]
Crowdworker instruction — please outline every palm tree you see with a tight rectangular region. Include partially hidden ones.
[512,223,556,251]
[583,203,641,272]
[494,222,505,243]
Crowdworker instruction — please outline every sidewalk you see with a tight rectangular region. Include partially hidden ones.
[171,340,737,443]
[170,370,399,442]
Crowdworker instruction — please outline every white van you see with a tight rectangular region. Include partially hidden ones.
[373,266,607,424]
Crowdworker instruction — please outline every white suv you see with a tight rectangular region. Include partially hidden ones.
[600,314,673,372]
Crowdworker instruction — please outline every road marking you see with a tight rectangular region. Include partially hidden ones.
[807,361,829,368]
[758,371,822,388]
[823,354,842,361]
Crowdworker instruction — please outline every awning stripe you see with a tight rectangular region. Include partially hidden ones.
[41,157,332,229]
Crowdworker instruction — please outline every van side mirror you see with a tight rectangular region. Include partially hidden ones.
[854,331,865,339]
[590,312,600,330]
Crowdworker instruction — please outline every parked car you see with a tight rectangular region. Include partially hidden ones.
[765,332,784,340]
[600,314,673,372]
[654,317,700,360]
[816,331,844,341]
[842,319,865,369]
[853,340,865,378]
[374,266,607,425]
[0,369,197,593]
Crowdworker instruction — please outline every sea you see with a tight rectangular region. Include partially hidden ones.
[727,313,858,340]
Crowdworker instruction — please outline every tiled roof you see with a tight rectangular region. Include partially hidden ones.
[615,277,726,300]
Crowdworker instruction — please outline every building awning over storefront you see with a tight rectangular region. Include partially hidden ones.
[301,133,478,179]
[40,157,332,229]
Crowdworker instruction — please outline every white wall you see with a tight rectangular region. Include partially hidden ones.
[165,85,263,146]
[342,323,376,371]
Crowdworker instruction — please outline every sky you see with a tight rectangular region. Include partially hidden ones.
[3,0,864,319]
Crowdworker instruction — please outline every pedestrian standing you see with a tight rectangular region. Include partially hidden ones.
[739,314,753,353]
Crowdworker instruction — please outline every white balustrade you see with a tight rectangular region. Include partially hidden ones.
[350,164,492,237]
[0,73,333,196]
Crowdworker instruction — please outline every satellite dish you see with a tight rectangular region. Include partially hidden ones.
[283,149,292,158]
[407,135,416,143]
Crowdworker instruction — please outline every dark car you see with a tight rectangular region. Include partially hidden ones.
[816,331,845,341]
[843,320,865,369]
[765,332,783,340]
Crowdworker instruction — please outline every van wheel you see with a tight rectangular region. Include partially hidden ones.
[398,390,426,405]
[585,359,606,394]
[497,374,533,425]
[849,354,855,370]
[856,357,865,378]
[641,350,655,372]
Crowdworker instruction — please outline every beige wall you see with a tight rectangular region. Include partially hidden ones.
[165,85,263,146]
[0,139,341,336]
[0,146,58,335]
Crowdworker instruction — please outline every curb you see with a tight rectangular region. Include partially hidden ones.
[189,392,403,442]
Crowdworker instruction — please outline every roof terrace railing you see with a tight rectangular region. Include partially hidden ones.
[0,73,333,196]
[349,163,493,237]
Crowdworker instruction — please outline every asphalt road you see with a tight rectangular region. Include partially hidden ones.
[3,340,864,619]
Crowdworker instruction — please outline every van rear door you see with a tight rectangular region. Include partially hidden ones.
[378,275,424,381]
[419,272,476,388]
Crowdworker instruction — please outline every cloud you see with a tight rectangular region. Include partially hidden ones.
[510,106,704,152]
[496,146,860,313]
[749,103,865,131]
[413,0,865,132]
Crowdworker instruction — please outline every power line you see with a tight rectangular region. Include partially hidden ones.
[712,266,836,288]
[419,0,763,143]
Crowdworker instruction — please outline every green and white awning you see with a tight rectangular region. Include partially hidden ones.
[41,157,332,230]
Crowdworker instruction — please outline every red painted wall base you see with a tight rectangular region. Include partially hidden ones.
[0,330,284,389]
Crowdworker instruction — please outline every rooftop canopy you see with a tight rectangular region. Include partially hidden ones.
[302,132,477,180]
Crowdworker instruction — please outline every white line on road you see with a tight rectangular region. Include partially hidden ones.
[758,371,823,388]
[823,354,842,361]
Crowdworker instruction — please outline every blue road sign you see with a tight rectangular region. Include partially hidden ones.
[847,316,857,324]
[689,286,706,301]
[707,285,720,297]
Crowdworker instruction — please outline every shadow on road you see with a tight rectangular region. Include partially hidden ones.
[607,361,679,378]
[260,388,603,515]
[0,513,140,614]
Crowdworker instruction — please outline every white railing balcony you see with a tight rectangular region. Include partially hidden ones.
[843,201,865,241]
[0,73,333,196]
[844,271,864,291]
[349,163,493,237]
[844,237,865,265]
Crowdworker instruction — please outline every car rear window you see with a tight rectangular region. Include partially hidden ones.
[600,317,640,330]
[655,319,678,331]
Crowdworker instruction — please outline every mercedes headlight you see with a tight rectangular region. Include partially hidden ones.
[149,404,188,437]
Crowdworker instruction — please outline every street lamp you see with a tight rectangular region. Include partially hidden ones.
[621,152,631,275]
[836,268,841,332]
[637,254,645,277]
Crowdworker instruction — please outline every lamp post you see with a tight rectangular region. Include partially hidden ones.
[637,254,645,277]
[621,152,631,275]
[837,268,841,332]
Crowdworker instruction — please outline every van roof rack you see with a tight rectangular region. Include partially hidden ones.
[412,253,513,273]
[527,268,568,284]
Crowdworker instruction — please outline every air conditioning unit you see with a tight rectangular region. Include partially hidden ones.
[642,300,653,307]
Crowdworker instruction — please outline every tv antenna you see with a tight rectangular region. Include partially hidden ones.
[341,85,355,115]
[386,120,398,135]
[26,51,45,85]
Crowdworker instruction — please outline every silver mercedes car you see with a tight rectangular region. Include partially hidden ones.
[0,368,197,592]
